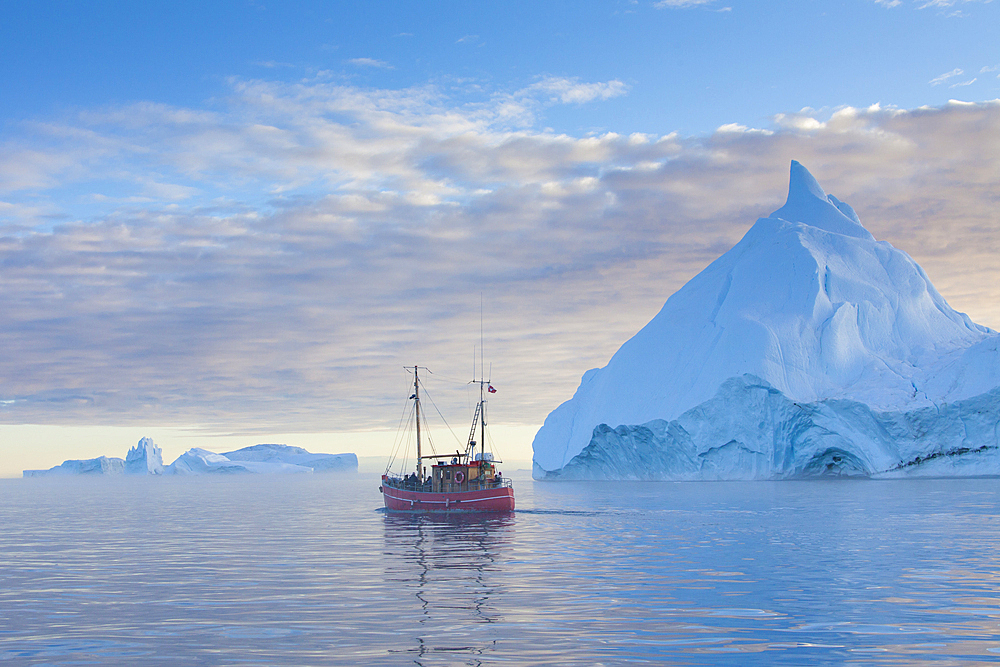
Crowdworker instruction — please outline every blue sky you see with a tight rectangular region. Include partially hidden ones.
[1,0,999,474]
[3,0,997,136]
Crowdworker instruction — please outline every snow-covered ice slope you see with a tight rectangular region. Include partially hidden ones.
[533,161,1000,479]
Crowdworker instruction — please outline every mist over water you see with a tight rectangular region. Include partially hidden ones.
[2,473,1000,665]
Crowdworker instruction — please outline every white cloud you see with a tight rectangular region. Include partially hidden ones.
[653,0,716,7]
[950,77,977,87]
[930,68,963,85]
[1,82,998,446]
[716,123,774,135]
[875,0,992,9]
[520,76,629,105]
[346,57,393,69]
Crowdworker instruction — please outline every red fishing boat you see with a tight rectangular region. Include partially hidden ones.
[381,366,514,513]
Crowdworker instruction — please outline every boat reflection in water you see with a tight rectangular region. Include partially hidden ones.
[382,512,515,664]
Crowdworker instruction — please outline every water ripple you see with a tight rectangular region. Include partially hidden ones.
[2,475,1000,664]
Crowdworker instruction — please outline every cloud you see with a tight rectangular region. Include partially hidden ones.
[930,68,963,85]
[346,57,393,69]
[519,76,629,105]
[1,82,999,442]
[874,0,992,9]
[653,0,716,7]
[949,77,977,87]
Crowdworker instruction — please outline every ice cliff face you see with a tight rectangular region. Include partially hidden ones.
[533,161,1000,480]
[125,437,164,475]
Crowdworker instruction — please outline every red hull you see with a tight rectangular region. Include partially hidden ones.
[381,479,514,513]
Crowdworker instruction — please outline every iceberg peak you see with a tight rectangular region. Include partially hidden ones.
[768,161,874,240]
[786,159,828,204]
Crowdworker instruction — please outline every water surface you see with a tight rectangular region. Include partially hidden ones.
[2,473,999,664]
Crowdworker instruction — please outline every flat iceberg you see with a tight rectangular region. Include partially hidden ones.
[223,444,358,472]
[23,456,125,477]
[164,447,314,475]
[533,161,1000,480]
[164,444,358,475]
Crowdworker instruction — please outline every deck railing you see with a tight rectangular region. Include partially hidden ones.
[383,476,513,492]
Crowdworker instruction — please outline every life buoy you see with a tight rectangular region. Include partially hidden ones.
[455,471,465,483]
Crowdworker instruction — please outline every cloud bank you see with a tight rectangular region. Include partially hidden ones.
[1,80,998,438]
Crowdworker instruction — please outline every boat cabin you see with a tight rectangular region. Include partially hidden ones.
[431,453,503,492]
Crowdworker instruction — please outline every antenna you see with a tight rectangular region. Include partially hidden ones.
[480,292,484,384]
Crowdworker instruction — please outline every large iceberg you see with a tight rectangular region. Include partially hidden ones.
[533,161,1000,480]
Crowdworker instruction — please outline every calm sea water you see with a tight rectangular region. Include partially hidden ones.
[2,472,1000,665]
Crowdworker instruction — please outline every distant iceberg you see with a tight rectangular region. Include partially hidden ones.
[23,456,125,477]
[125,436,164,475]
[223,444,358,472]
[533,161,1000,480]
[24,438,358,477]
[164,447,314,475]
[164,444,358,475]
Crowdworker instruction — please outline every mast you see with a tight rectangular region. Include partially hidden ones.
[414,365,422,479]
[480,374,486,462]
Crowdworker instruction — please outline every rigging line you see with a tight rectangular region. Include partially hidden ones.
[387,370,419,469]
[419,372,472,385]
[385,401,415,474]
[410,373,439,460]
[420,384,466,449]
[485,425,505,464]
[418,398,439,458]
[386,379,414,456]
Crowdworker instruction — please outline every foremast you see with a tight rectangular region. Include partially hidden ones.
[413,365,422,479]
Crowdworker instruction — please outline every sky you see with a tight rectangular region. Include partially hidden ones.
[1,0,999,476]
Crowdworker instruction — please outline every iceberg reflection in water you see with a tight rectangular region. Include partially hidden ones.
[2,473,1000,664]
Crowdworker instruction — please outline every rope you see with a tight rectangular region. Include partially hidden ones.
[419,383,465,450]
